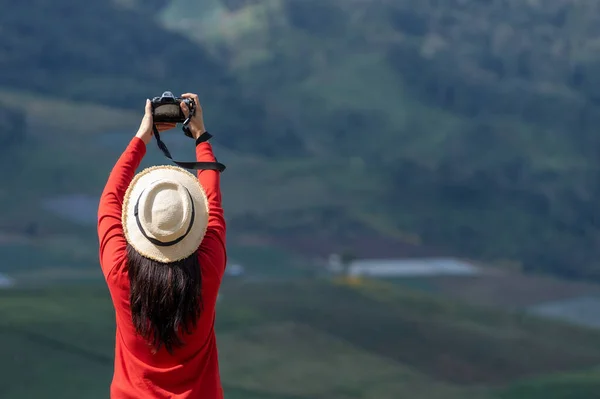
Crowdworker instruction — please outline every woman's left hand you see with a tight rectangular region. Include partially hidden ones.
[135,99,176,144]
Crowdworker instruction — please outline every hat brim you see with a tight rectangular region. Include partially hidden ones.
[122,165,209,263]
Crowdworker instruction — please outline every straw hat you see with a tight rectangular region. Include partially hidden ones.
[122,165,209,263]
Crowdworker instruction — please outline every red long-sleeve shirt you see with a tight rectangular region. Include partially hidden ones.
[97,136,226,399]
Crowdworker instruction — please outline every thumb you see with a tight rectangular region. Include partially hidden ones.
[180,100,190,118]
[145,99,152,117]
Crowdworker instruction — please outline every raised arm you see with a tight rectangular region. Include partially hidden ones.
[97,100,176,278]
[181,93,227,278]
[196,141,225,237]
[97,137,146,277]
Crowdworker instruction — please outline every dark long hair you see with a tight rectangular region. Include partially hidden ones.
[126,243,202,354]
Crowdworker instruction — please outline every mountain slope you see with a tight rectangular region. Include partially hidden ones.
[3,0,600,279]
[1,1,221,104]
[0,0,274,153]
[155,0,600,278]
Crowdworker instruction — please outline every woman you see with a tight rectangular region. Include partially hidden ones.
[97,93,226,399]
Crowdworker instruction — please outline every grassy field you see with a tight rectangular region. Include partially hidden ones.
[497,369,600,399]
[1,279,600,398]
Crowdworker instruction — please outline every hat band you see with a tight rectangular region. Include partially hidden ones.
[133,188,196,247]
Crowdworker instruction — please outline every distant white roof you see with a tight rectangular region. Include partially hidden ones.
[529,296,600,329]
[347,258,480,277]
[0,273,14,288]
[225,263,245,276]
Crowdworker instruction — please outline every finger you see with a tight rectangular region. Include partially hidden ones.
[180,100,190,117]
[181,93,200,109]
[145,99,152,116]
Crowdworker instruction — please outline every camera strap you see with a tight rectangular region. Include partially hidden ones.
[152,124,227,172]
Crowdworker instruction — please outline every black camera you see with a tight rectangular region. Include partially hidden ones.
[151,91,195,123]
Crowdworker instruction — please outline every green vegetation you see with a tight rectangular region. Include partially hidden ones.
[1,280,600,398]
[4,2,600,398]
[497,369,600,399]
[2,0,600,279]
[156,0,600,279]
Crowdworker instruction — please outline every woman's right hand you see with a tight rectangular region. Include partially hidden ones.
[135,99,176,144]
[180,93,206,140]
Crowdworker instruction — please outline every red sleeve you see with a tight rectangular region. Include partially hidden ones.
[196,141,227,279]
[98,137,147,278]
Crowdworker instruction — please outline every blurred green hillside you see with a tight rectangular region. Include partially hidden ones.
[2,279,600,399]
[3,2,600,398]
[3,0,600,279]
[156,0,600,279]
